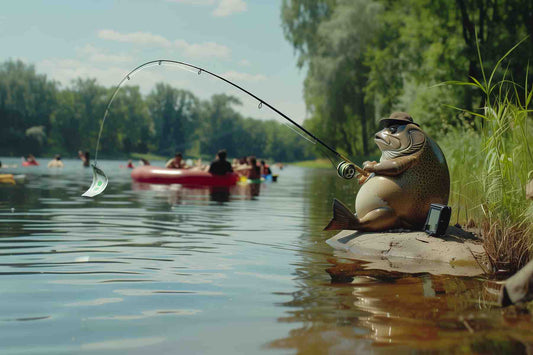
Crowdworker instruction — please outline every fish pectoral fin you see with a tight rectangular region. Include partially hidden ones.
[323,198,359,231]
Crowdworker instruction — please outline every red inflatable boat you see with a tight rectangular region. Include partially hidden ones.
[131,166,239,186]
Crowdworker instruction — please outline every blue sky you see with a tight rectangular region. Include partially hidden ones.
[0,0,307,122]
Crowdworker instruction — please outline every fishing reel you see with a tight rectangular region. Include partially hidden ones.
[337,161,356,180]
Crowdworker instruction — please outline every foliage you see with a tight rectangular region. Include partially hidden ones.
[0,60,57,155]
[441,43,533,272]
[281,0,533,154]
[0,60,315,163]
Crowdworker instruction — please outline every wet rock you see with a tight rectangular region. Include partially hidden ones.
[326,226,487,276]
[499,259,533,307]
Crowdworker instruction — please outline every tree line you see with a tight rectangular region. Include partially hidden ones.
[0,60,314,162]
[281,0,533,157]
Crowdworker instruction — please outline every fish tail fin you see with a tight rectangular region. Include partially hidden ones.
[323,199,359,231]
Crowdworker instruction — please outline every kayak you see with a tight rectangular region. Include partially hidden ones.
[131,166,239,186]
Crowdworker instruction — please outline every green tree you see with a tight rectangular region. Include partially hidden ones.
[105,86,152,154]
[147,83,199,156]
[283,0,382,157]
[0,60,57,155]
[197,94,242,157]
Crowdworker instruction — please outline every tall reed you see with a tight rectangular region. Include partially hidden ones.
[442,39,533,273]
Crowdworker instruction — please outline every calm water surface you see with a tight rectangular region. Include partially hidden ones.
[1,157,532,354]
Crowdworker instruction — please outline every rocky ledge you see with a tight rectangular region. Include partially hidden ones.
[326,226,488,277]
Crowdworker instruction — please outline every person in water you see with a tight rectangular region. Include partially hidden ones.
[126,160,134,169]
[208,150,233,175]
[139,158,150,166]
[260,160,272,176]
[239,156,261,180]
[24,154,38,165]
[47,154,64,168]
[165,153,189,169]
[232,157,249,175]
[78,150,90,167]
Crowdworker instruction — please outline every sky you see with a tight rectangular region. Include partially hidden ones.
[0,0,307,123]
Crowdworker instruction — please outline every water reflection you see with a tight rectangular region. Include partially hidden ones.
[271,255,533,353]
[1,158,533,354]
[131,181,261,204]
[268,168,533,353]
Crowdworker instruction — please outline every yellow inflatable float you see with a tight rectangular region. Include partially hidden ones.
[0,174,16,185]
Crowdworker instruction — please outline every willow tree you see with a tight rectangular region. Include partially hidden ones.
[282,0,382,157]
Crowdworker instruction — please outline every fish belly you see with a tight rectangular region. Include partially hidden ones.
[355,176,401,217]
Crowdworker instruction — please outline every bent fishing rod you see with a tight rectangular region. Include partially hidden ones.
[83,59,366,197]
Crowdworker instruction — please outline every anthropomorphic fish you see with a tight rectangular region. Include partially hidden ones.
[324,112,450,232]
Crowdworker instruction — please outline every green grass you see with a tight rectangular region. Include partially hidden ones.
[441,38,533,273]
[291,158,333,169]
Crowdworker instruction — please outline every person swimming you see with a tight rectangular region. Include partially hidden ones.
[165,153,189,169]
[246,156,261,180]
[23,154,39,166]
[79,150,90,167]
[260,160,272,176]
[47,154,64,168]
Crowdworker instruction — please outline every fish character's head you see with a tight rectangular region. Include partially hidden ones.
[374,112,426,161]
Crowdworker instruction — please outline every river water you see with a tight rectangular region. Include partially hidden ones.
[1,157,532,354]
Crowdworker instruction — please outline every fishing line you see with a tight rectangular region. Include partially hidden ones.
[83,59,365,197]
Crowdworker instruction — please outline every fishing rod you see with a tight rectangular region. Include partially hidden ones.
[82,59,366,197]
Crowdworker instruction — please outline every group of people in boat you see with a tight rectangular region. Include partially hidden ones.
[10,150,275,181]
[163,151,274,180]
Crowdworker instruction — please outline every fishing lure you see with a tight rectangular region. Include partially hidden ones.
[82,59,366,197]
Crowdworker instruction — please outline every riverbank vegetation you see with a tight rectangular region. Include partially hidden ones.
[441,44,533,273]
[282,0,533,272]
[0,60,314,162]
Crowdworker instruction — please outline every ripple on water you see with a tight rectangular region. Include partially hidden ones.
[2,162,526,354]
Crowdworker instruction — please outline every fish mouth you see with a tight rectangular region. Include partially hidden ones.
[374,135,388,144]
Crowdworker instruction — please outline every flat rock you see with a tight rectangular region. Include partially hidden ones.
[326,226,487,276]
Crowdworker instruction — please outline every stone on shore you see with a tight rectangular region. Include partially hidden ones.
[326,226,487,277]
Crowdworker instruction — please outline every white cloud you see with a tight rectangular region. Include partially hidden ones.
[238,59,250,66]
[38,58,128,87]
[98,29,231,59]
[212,0,247,17]
[76,45,131,63]
[166,0,246,17]
[174,39,230,59]
[37,58,190,92]
[221,70,266,82]
[98,29,172,47]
